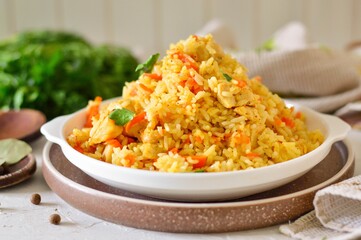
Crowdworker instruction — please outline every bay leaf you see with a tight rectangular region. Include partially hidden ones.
[0,139,32,165]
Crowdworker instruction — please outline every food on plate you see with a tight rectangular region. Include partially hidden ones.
[67,34,324,172]
[0,30,139,119]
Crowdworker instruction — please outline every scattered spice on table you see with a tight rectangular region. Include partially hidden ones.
[49,213,61,225]
[30,193,41,205]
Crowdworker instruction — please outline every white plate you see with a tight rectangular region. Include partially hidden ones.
[40,101,351,202]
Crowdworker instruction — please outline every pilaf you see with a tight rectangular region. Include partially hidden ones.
[67,34,324,173]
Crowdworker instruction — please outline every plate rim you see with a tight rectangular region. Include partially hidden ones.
[42,138,355,208]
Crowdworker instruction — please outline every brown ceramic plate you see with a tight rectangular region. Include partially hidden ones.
[0,109,46,142]
[42,140,354,233]
[0,154,36,188]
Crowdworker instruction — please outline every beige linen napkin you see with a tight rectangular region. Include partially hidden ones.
[236,49,359,97]
[235,48,361,113]
[279,175,361,240]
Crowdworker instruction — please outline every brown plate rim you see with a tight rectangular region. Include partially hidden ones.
[42,140,355,233]
[43,140,354,207]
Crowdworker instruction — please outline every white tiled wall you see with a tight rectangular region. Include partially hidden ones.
[0,0,360,58]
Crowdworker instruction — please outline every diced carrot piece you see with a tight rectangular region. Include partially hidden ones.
[281,117,295,128]
[246,152,259,159]
[130,88,137,96]
[191,155,207,168]
[237,80,247,88]
[194,136,203,143]
[234,133,250,144]
[84,96,102,128]
[224,133,231,139]
[179,80,186,87]
[169,148,178,154]
[184,78,203,94]
[275,117,282,126]
[295,112,302,119]
[188,78,197,87]
[74,145,84,153]
[139,83,153,93]
[124,154,136,167]
[192,35,199,40]
[177,53,199,71]
[106,139,122,148]
[192,85,202,94]
[143,73,162,80]
[125,154,135,162]
[125,112,147,134]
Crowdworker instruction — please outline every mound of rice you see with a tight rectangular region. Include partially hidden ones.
[67,34,324,173]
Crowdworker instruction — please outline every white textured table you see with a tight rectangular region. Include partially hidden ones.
[1,131,360,240]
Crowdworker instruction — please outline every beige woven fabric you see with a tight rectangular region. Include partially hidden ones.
[280,175,361,240]
[236,49,360,97]
[234,49,361,113]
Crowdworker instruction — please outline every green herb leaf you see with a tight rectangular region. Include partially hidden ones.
[222,72,232,82]
[256,38,276,53]
[109,108,135,126]
[0,139,32,166]
[135,53,160,75]
[195,169,205,173]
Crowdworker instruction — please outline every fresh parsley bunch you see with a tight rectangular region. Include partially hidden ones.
[0,30,139,119]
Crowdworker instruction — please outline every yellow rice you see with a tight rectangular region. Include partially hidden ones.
[67,34,324,173]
